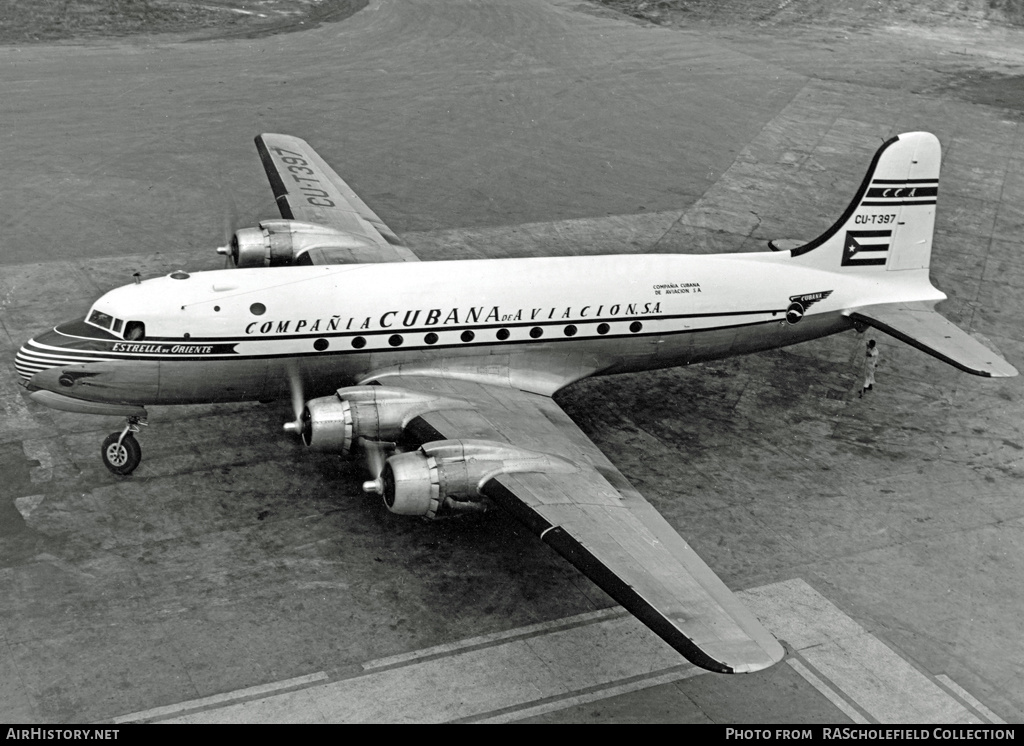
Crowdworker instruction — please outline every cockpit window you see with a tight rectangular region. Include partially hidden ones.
[88,310,116,330]
[86,310,133,338]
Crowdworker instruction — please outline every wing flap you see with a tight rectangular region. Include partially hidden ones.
[847,301,1017,377]
[390,375,784,673]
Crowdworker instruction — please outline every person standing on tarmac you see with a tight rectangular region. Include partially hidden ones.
[860,339,879,397]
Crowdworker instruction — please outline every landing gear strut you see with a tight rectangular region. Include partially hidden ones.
[101,416,146,475]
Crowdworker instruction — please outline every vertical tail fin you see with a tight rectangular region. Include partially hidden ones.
[790,132,940,272]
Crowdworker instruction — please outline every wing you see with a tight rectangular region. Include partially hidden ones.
[374,374,785,674]
[255,133,418,264]
[847,301,1017,377]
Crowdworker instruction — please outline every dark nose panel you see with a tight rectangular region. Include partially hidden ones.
[30,362,158,405]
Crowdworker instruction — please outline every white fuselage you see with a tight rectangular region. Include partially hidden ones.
[18,251,942,407]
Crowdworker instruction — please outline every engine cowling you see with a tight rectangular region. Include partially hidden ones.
[379,440,578,520]
[223,220,375,267]
[296,386,472,454]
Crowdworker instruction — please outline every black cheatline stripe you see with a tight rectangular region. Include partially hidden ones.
[25,313,816,365]
[15,362,47,373]
[790,135,900,258]
[21,347,116,361]
[19,352,110,366]
[866,186,937,198]
[148,317,793,363]
[860,200,937,207]
[25,317,787,366]
[480,478,733,673]
[871,178,939,184]
[153,309,783,344]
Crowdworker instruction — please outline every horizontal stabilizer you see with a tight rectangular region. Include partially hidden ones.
[847,302,1017,378]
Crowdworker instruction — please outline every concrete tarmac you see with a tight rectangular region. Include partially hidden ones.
[0,0,1021,724]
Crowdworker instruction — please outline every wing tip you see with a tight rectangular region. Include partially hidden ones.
[699,635,787,675]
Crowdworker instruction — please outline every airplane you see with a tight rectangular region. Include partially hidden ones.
[14,131,1017,676]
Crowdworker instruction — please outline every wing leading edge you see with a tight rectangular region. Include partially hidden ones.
[378,374,785,674]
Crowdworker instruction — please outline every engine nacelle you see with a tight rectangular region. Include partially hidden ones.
[297,386,472,454]
[226,220,375,267]
[381,439,577,519]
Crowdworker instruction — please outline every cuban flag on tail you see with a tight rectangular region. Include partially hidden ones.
[842,229,891,267]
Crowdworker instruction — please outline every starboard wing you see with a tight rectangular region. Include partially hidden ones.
[374,374,785,674]
[847,301,1017,378]
[255,133,418,263]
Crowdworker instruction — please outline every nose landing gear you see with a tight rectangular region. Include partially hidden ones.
[101,416,147,475]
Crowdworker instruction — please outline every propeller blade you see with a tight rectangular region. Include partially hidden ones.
[217,191,240,267]
[282,362,306,436]
[364,439,386,477]
[360,438,391,495]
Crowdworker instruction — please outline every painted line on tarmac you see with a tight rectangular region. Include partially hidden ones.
[111,671,329,724]
[113,578,997,724]
[746,579,985,724]
[935,675,1006,725]
[361,607,624,672]
[786,658,869,724]
[469,666,704,724]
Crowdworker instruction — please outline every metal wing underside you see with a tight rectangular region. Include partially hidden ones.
[255,133,419,264]
[376,373,785,674]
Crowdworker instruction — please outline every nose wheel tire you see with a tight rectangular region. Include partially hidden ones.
[102,432,142,476]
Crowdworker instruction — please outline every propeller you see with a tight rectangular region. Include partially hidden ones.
[215,190,240,267]
[282,362,306,439]
[361,438,391,495]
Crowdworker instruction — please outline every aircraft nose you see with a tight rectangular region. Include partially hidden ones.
[15,339,46,383]
[15,335,72,385]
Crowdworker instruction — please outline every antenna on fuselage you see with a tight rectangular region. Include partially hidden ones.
[132,272,141,285]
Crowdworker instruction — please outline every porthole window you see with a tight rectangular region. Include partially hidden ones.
[564,325,577,337]
[389,334,404,347]
[314,338,329,351]
[496,328,510,341]
[250,303,266,316]
[424,332,438,345]
[461,330,475,343]
[530,327,543,339]
[630,321,643,333]
[352,336,366,349]
[597,323,610,335]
